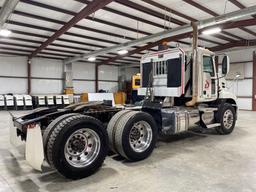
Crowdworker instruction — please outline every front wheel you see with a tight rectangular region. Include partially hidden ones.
[45,114,108,179]
[215,103,236,135]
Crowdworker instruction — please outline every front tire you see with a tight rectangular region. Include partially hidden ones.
[215,103,236,135]
[46,114,108,179]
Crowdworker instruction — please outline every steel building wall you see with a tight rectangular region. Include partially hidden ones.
[225,48,255,110]
[0,56,27,94]
[72,61,95,93]
[0,56,121,95]
[31,58,63,94]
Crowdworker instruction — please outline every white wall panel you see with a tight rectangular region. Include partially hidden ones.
[221,49,254,110]
[98,65,118,81]
[227,48,256,62]
[31,58,63,78]
[244,62,253,78]
[0,56,27,76]
[237,98,252,110]
[31,79,63,95]
[98,81,118,93]
[73,81,95,93]
[226,79,252,97]
[0,77,27,94]
[73,62,95,80]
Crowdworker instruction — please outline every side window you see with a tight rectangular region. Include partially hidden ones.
[203,56,215,76]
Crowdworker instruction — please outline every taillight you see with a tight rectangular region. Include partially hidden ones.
[25,123,37,129]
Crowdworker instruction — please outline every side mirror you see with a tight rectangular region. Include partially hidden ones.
[222,55,230,75]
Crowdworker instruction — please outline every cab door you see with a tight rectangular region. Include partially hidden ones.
[202,55,217,100]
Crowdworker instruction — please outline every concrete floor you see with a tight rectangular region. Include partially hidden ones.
[0,110,256,192]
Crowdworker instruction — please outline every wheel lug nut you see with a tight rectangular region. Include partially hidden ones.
[85,152,88,155]
[88,144,92,148]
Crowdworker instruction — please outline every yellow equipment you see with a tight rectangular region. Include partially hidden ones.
[132,73,141,90]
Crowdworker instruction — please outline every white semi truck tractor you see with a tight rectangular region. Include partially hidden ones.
[107,45,237,162]
[10,29,237,180]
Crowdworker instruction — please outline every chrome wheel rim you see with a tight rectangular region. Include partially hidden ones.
[64,128,100,168]
[129,121,152,153]
[223,109,234,129]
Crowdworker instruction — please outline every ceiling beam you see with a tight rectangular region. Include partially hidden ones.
[76,0,223,45]
[29,0,114,58]
[97,33,191,65]
[0,0,19,27]
[94,6,256,64]
[10,9,194,48]
[65,5,256,64]
[76,0,165,29]
[141,0,240,43]
[13,10,135,41]
[114,0,228,44]
[8,11,162,51]
[141,0,197,22]
[229,0,256,36]
[20,0,150,36]
[19,0,223,46]
[211,39,256,52]
[183,0,256,38]
[0,35,141,60]
[229,0,256,18]
[115,0,186,26]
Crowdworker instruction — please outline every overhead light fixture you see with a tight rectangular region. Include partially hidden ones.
[117,49,128,55]
[202,27,222,35]
[0,29,12,37]
[88,57,96,62]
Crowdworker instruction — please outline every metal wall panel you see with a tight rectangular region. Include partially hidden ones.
[227,79,253,97]
[31,79,63,94]
[237,98,252,110]
[73,62,95,80]
[227,48,255,62]
[98,65,118,81]
[31,58,63,78]
[98,81,118,93]
[73,81,95,93]
[223,49,254,110]
[0,77,27,94]
[244,62,253,78]
[0,56,27,76]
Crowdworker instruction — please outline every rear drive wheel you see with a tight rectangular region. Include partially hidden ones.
[114,111,158,161]
[46,114,108,179]
[215,103,236,135]
[43,113,78,162]
[107,110,131,153]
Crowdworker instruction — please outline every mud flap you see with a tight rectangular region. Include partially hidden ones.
[25,125,44,171]
[9,115,24,147]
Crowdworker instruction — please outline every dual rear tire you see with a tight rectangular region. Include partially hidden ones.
[107,110,158,161]
[43,114,108,179]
